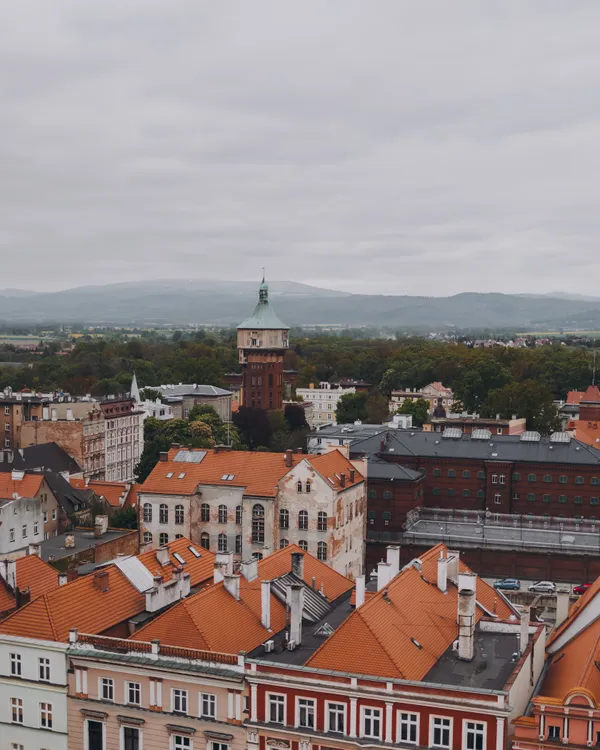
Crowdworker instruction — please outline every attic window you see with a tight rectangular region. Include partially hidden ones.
[314,622,335,637]
[166,472,174,478]
[173,552,186,565]
[410,638,423,650]
[221,474,235,481]
[188,546,201,558]
[178,473,186,479]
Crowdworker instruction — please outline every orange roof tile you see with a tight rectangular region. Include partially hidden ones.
[574,421,600,448]
[0,474,43,500]
[547,576,600,648]
[141,448,304,497]
[131,544,353,652]
[542,616,600,703]
[137,537,216,588]
[0,566,145,642]
[583,386,600,403]
[0,555,60,614]
[123,483,143,509]
[306,544,515,680]
[307,450,364,491]
[566,391,586,405]
[69,478,129,507]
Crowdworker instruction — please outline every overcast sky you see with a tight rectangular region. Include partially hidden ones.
[3,2,600,296]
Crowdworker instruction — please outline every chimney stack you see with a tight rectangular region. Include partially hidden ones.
[159,452,169,462]
[447,550,460,583]
[437,552,448,593]
[555,589,571,627]
[155,546,170,567]
[224,574,241,601]
[289,584,304,646]
[355,575,366,608]
[340,472,346,488]
[520,606,530,655]
[16,587,30,609]
[457,573,477,661]
[291,551,304,580]
[349,469,355,483]
[58,573,68,586]
[240,558,258,582]
[261,579,271,629]
[213,563,225,584]
[216,551,234,576]
[93,570,110,593]
[386,545,400,577]
[284,449,294,468]
[377,561,392,592]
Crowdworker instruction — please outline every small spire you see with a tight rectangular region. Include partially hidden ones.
[259,272,268,302]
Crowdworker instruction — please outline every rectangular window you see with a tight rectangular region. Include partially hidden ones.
[123,726,140,750]
[431,717,451,748]
[499,474,505,484]
[9,528,14,542]
[127,681,141,705]
[200,692,216,718]
[11,697,23,724]
[548,726,561,741]
[268,693,285,724]
[101,677,114,700]
[21,525,27,539]
[464,721,485,750]
[398,712,419,744]
[297,697,315,729]
[10,653,21,676]
[40,701,53,728]
[173,737,192,750]
[494,494,501,504]
[327,702,346,733]
[34,521,39,535]
[39,657,50,682]
[491,474,498,484]
[362,707,382,739]
[173,688,188,714]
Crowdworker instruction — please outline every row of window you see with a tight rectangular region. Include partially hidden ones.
[82,720,197,750]
[524,493,600,504]
[100,678,218,717]
[9,653,50,681]
[265,694,484,749]
[428,468,600,486]
[280,508,327,531]
[8,522,40,542]
[143,503,185,524]
[9,697,52,728]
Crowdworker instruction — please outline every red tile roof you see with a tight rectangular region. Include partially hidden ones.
[541,617,600,703]
[69,478,129,507]
[583,385,600,403]
[0,474,43,500]
[307,450,364,491]
[141,448,304,497]
[137,537,216,588]
[567,390,586,405]
[306,544,515,680]
[0,555,60,614]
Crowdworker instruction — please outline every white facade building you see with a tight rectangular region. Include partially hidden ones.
[100,397,144,482]
[0,495,43,556]
[0,634,69,750]
[295,382,356,428]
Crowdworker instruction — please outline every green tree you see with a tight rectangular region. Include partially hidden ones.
[335,392,368,423]
[110,506,138,529]
[365,393,389,424]
[379,368,398,398]
[397,397,430,427]
[481,380,561,435]
[140,387,163,402]
[284,403,308,430]
[233,407,271,450]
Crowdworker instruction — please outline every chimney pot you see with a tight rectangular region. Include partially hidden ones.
[377,561,392,592]
[437,555,448,593]
[93,570,110,593]
[386,545,400,577]
[224,573,241,601]
[291,551,304,580]
[349,469,355,483]
[213,563,225,584]
[261,579,271,629]
[520,606,530,655]
[240,558,258,582]
[457,574,477,661]
[355,575,366,607]
[340,472,346,488]
[285,449,294,468]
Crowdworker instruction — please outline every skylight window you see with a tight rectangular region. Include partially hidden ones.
[188,546,201,558]
[178,473,186,479]
[173,552,186,565]
[220,474,235,481]
[410,638,423,650]
[166,472,174,478]
[327,477,335,485]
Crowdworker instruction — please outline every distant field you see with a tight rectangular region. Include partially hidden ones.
[523,331,600,337]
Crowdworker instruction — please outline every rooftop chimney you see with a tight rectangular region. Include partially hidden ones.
[289,584,304,646]
[437,552,448,593]
[58,573,68,586]
[27,543,41,557]
[241,558,258,582]
[16,587,30,609]
[216,551,234,576]
[349,469,356,483]
[261,579,271,629]
[520,606,530,655]
[340,472,346,488]
[94,515,109,538]
[386,545,400,577]
[213,563,225,584]
[11,469,24,481]
[2,559,16,591]
[224,573,241,601]
[355,575,366,608]
[291,551,304,580]
[159,451,169,462]
[377,561,392,592]
[457,573,477,661]
[555,589,571,627]
[155,546,170,567]
[284,449,294,468]
[447,550,460,583]
[93,570,110,593]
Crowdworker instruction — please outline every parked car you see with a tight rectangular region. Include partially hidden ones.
[528,581,557,594]
[574,583,591,596]
[494,578,521,591]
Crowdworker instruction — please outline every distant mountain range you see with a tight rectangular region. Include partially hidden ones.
[1,280,600,330]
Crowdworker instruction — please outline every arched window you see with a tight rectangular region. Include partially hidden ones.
[305,480,311,493]
[298,510,308,530]
[297,480,303,493]
[159,504,168,524]
[317,541,327,561]
[175,534,183,539]
[279,508,289,529]
[280,538,289,549]
[299,540,308,552]
[143,531,152,544]
[218,533,228,552]
[200,532,210,550]
[235,505,242,525]
[218,505,228,524]
[175,505,184,525]
[235,535,242,554]
[159,533,168,546]
[142,503,152,522]
[201,503,210,522]
[252,504,265,544]
[317,511,327,532]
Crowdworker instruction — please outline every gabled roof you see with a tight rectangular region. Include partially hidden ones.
[541,616,600,703]
[582,385,600,404]
[0,555,59,613]
[306,544,514,680]
[136,537,216,588]
[0,566,145,642]
[141,448,304,497]
[69,478,129,507]
[0,473,44,500]
[305,450,364,491]
[567,390,586,405]
[42,471,89,515]
[131,545,352,653]
[20,442,82,475]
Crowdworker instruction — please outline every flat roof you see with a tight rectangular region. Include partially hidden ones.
[40,528,133,562]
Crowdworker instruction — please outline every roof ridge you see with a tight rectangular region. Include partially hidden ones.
[42,595,59,641]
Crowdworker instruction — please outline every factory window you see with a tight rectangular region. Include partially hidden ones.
[383,491,393,500]
[592,477,600,486]
[543,475,552,483]
[543,494,551,503]
[433,468,441,477]
[591,497,600,506]
[447,489,455,497]
[477,490,485,498]
[432,488,441,496]
[575,496,583,504]
[512,472,520,481]
[527,493,536,502]
[462,470,470,479]
[368,489,377,499]
[559,475,568,484]
[201,503,210,522]
[447,469,456,478]
[477,471,485,479]
[576,476,585,485]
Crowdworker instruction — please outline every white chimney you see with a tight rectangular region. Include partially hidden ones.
[42,406,49,420]
[555,590,571,627]
[51,408,57,421]
[261,579,271,629]
[447,549,460,583]
[437,553,448,593]
[457,574,477,661]
[213,563,225,584]
[241,558,258,582]
[224,574,241,601]
[2,559,17,591]
[377,561,392,592]
[291,551,304,580]
[216,551,234,576]
[155,547,170,567]
[386,545,400,577]
[58,573,68,586]
[355,575,366,608]
[520,606,530,655]
[66,408,74,421]
[289,584,304,645]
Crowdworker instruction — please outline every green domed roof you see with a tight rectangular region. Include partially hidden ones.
[238,279,289,331]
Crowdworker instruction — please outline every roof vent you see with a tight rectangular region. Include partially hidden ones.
[442,427,463,439]
[520,431,541,442]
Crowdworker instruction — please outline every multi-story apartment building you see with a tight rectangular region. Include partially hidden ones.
[138,447,366,578]
[152,384,232,422]
[295,382,357,428]
[0,470,63,547]
[389,381,454,414]
[100,396,144,482]
[0,387,45,451]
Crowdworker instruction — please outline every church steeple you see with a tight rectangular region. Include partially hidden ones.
[259,274,268,303]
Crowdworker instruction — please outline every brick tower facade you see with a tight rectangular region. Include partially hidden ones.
[237,279,289,410]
